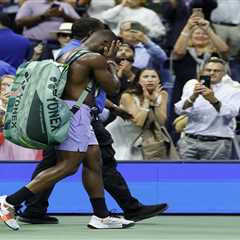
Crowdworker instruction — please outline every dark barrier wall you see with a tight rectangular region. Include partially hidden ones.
[0,161,240,214]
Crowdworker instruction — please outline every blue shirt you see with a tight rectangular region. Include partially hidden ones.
[0,28,31,68]
[58,39,106,113]
[0,60,16,77]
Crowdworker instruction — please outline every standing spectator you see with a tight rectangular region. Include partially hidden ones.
[169,13,229,132]
[88,0,115,20]
[15,0,80,42]
[0,12,31,68]
[175,57,240,160]
[118,21,169,83]
[101,0,165,39]
[211,0,240,57]
[107,68,169,160]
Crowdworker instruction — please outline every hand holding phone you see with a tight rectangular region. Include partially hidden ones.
[192,8,204,18]
[200,75,211,88]
[51,3,60,9]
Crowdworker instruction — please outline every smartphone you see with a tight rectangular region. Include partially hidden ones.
[200,75,211,88]
[192,8,204,17]
[130,22,149,34]
[51,3,60,9]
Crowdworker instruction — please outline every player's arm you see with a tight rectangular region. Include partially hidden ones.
[88,53,120,95]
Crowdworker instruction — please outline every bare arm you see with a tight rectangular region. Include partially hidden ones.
[154,91,168,125]
[16,8,77,28]
[200,20,229,59]
[120,93,149,127]
[89,54,120,96]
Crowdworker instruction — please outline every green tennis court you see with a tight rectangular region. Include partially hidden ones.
[1,216,240,240]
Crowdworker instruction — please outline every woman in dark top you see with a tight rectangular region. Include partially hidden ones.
[170,12,229,119]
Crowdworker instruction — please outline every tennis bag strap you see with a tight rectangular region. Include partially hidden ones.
[64,48,93,114]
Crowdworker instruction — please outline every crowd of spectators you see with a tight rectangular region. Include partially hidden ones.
[1,0,240,161]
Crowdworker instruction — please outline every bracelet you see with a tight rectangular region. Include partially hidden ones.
[187,98,193,104]
[212,100,220,106]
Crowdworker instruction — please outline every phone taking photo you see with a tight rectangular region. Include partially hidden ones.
[200,75,211,88]
[51,3,60,9]
[192,8,204,17]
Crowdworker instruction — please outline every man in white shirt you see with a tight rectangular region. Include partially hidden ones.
[175,57,240,160]
[101,0,165,39]
[211,0,240,56]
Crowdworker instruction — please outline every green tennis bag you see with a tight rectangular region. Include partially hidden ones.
[3,48,91,149]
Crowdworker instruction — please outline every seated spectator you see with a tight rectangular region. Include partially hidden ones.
[0,12,31,68]
[15,0,79,42]
[0,74,42,160]
[31,22,73,60]
[175,57,240,160]
[169,12,229,132]
[101,0,165,39]
[106,68,169,160]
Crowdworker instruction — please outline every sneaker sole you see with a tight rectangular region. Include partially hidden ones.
[4,221,20,231]
[131,205,169,222]
[18,216,59,224]
[87,222,135,229]
[0,212,20,231]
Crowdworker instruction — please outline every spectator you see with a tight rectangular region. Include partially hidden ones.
[106,68,168,160]
[0,12,31,68]
[88,0,115,20]
[15,0,79,42]
[101,0,165,39]
[169,13,229,132]
[175,57,240,160]
[31,22,73,60]
[118,21,169,83]
[0,75,41,160]
[211,0,240,57]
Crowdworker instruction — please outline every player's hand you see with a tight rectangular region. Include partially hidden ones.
[111,105,133,120]
[103,40,121,61]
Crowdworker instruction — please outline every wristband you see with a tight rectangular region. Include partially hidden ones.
[187,98,193,104]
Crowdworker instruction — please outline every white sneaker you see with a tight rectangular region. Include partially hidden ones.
[88,215,135,229]
[0,195,20,231]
